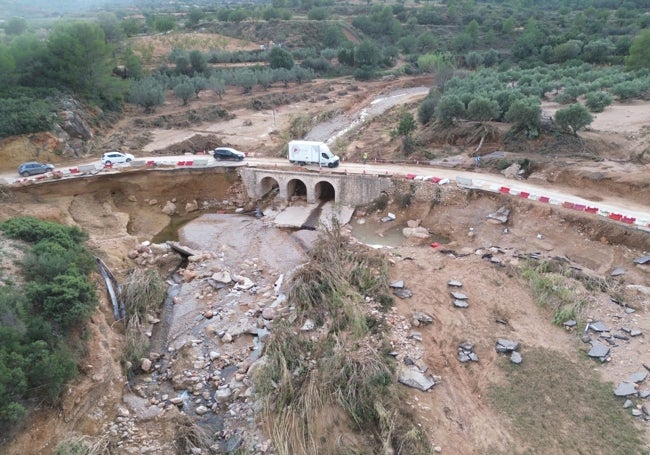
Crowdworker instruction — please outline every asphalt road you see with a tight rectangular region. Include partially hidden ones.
[5,154,650,227]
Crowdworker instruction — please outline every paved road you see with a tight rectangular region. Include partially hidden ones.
[4,154,650,228]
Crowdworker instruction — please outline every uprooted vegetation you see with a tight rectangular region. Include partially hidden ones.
[254,228,432,454]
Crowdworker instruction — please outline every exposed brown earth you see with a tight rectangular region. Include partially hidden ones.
[2,51,650,453]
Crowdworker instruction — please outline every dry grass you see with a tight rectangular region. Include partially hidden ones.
[255,229,432,454]
[56,433,113,455]
[487,347,644,455]
[172,413,210,453]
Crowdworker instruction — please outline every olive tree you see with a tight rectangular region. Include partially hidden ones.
[554,103,593,135]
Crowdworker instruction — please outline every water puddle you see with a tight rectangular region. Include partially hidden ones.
[351,218,450,248]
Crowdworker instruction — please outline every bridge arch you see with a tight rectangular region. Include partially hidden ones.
[286,178,308,200]
[259,176,280,198]
[314,180,336,201]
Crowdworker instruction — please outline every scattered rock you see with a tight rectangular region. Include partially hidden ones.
[589,321,609,333]
[451,291,467,300]
[140,358,152,372]
[212,271,232,284]
[195,405,209,416]
[300,319,315,331]
[389,280,404,289]
[262,307,277,320]
[510,351,523,364]
[447,280,463,287]
[398,366,437,391]
[486,206,510,224]
[393,288,413,299]
[458,341,479,363]
[162,201,177,216]
[412,311,434,325]
[402,226,430,239]
[563,320,577,328]
[633,256,650,264]
[610,267,626,276]
[495,339,519,353]
[453,300,469,308]
[629,371,648,383]
[587,342,609,359]
[614,382,637,397]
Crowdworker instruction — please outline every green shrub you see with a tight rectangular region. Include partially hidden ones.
[585,91,613,112]
[26,272,97,329]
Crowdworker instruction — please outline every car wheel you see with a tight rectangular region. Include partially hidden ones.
[238,156,244,161]
[20,171,29,177]
[104,161,112,165]
[126,158,132,162]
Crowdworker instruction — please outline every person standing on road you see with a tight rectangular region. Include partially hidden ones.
[362,152,368,164]
[474,155,481,168]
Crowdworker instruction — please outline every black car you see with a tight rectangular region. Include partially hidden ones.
[18,162,54,177]
[212,147,245,161]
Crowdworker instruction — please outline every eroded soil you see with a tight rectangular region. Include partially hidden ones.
[2,67,650,453]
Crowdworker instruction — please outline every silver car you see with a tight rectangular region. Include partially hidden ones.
[18,161,54,177]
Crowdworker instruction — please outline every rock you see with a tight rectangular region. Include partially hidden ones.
[140,358,152,372]
[235,276,255,290]
[402,226,430,239]
[630,329,642,337]
[408,332,422,342]
[413,311,434,324]
[587,342,609,358]
[387,212,396,220]
[495,339,519,353]
[459,341,473,351]
[563,320,577,328]
[182,269,197,282]
[398,366,436,391]
[209,351,220,361]
[262,307,277,320]
[451,291,467,300]
[447,280,463,287]
[214,387,233,403]
[453,300,469,308]
[633,256,650,264]
[487,206,510,224]
[393,288,413,299]
[212,271,232,284]
[614,382,637,397]
[117,406,130,417]
[185,200,199,212]
[632,409,643,416]
[610,267,626,276]
[629,371,648,383]
[641,390,650,399]
[204,310,214,319]
[407,219,421,228]
[301,319,315,331]
[501,162,521,179]
[510,351,523,364]
[162,201,177,216]
[195,405,209,416]
[222,333,233,343]
[589,321,609,332]
[458,352,471,363]
[389,280,404,289]
[623,399,633,408]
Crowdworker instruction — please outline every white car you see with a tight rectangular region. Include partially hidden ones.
[102,151,134,165]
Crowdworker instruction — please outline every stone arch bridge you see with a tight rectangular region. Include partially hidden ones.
[239,168,394,206]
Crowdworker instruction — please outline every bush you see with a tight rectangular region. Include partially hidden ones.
[585,91,612,113]
[418,96,438,124]
[0,217,96,431]
[0,97,55,138]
